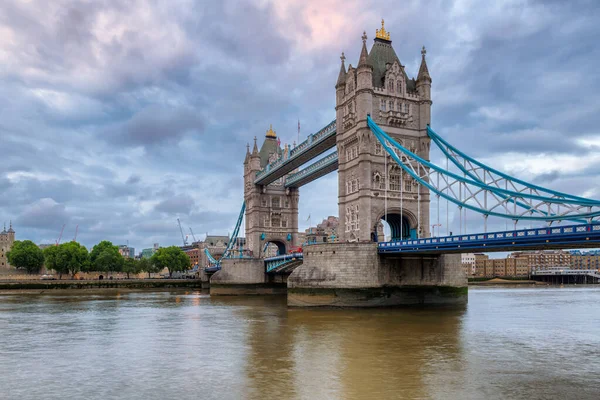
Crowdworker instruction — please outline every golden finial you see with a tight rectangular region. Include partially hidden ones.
[376,19,390,41]
[266,124,277,138]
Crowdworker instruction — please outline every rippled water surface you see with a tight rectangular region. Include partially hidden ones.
[1,287,599,400]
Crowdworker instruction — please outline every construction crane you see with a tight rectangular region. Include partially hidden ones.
[56,224,66,246]
[189,227,197,243]
[177,218,188,246]
[73,225,79,242]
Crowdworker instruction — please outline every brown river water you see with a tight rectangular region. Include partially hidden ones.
[1,286,599,400]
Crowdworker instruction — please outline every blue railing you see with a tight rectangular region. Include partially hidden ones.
[254,120,336,182]
[378,223,600,254]
[265,253,303,273]
[285,151,338,187]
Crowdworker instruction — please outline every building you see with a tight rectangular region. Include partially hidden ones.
[118,245,135,259]
[141,243,160,259]
[510,250,571,271]
[570,250,600,270]
[0,222,15,269]
[305,216,339,244]
[474,253,490,277]
[461,253,476,276]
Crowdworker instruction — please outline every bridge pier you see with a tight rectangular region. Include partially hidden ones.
[210,258,286,296]
[287,243,467,307]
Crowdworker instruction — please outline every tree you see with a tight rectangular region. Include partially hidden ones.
[7,240,44,274]
[123,258,143,279]
[94,249,124,276]
[55,241,89,279]
[43,246,59,276]
[90,241,119,265]
[139,258,159,278]
[151,246,190,277]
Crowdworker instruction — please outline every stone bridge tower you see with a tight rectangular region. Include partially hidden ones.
[335,21,432,242]
[244,126,299,258]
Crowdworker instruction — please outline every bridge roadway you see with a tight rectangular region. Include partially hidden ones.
[378,223,600,255]
[254,120,336,186]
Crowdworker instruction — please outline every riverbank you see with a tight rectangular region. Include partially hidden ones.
[0,279,203,291]
[468,277,542,285]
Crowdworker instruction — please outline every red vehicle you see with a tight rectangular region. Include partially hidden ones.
[288,246,303,254]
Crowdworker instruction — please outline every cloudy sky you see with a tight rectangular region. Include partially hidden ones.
[1,0,600,252]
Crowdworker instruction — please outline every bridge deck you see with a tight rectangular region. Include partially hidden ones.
[254,121,336,186]
[379,223,600,255]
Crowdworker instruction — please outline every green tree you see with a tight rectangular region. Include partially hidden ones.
[43,246,59,275]
[55,241,89,279]
[90,241,118,265]
[139,258,159,278]
[123,258,143,279]
[6,240,45,274]
[151,246,190,277]
[94,249,124,276]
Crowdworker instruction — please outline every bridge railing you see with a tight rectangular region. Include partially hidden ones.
[285,151,338,187]
[379,223,600,251]
[254,120,336,182]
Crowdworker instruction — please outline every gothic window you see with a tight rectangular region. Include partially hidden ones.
[397,80,402,94]
[380,99,386,111]
[271,197,280,208]
[284,199,289,208]
[405,179,413,192]
[389,100,394,111]
[272,215,281,227]
[389,80,394,92]
[375,142,382,155]
[389,167,401,191]
[348,103,353,114]
[282,218,288,228]
[346,143,359,161]
[261,197,267,207]
[404,103,410,114]
[264,215,270,227]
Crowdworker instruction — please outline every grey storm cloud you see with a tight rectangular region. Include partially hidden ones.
[1,0,600,251]
[155,195,196,216]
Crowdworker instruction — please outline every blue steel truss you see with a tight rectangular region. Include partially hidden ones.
[265,253,304,273]
[204,201,246,272]
[367,116,600,222]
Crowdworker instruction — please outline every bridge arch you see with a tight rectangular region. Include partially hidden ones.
[374,208,418,241]
[262,237,287,257]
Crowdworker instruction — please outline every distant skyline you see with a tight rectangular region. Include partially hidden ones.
[1,0,600,252]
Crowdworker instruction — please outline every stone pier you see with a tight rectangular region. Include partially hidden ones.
[210,258,286,296]
[287,243,467,307]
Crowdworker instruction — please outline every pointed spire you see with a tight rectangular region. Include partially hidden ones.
[8,220,13,233]
[244,143,250,163]
[252,136,259,155]
[336,52,347,87]
[358,32,370,69]
[2,222,6,234]
[417,46,431,82]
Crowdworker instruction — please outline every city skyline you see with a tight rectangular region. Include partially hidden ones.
[1,0,600,252]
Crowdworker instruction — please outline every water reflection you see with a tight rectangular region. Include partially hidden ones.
[0,288,599,400]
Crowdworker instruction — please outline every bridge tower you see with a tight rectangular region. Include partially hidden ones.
[244,126,299,258]
[335,21,431,242]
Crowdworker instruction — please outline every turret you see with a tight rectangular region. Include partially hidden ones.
[7,221,14,243]
[355,31,373,121]
[335,52,347,105]
[416,46,432,130]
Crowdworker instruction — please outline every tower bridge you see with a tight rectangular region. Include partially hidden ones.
[208,21,600,306]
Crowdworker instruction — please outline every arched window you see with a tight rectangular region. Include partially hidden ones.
[389,167,401,191]
[348,103,352,114]
[381,99,386,111]
[397,80,402,94]
[389,100,394,111]
[389,80,394,92]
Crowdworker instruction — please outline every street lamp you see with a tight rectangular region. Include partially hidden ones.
[431,223,442,237]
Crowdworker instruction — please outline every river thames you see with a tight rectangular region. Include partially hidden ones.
[1,286,599,400]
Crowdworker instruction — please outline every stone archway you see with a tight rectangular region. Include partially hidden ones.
[374,208,418,241]
[262,239,287,257]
